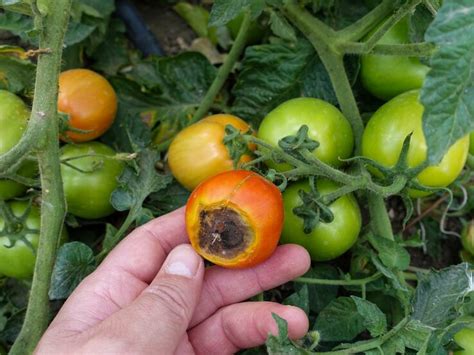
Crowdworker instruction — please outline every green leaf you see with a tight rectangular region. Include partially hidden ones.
[314,297,365,342]
[295,265,339,313]
[102,223,119,252]
[368,233,410,270]
[103,77,157,153]
[0,11,32,38]
[127,52,217,131]
[231,40,338,127]
[147,179,190,216]
[111,149,173,212]
[370,255,409,292]
[412,263,473,328]
[351,296,387,337]
[283,285,309,315]
[268,9,297,42]
[90,19,131,76]
[266,314,306,355]
[209,0,265,27]
[408,4,435,44]
[421,0,474,164]
[0,0,32,15]
[64,21,96,46]
[0,46,35,96]
[49,242,96,300]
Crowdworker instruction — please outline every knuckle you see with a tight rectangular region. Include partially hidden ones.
[144,281,191,324]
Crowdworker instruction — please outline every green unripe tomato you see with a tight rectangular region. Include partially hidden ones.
[454,327,474,355]
[280,180,361,261]
[360,17,430,100]
[0,90,36,201]
[362,90,470,197]
[258,98,354,170]
[461,221,474,256]
[0,201,67,279]
[227,13,264,45]
[61,142,125,219]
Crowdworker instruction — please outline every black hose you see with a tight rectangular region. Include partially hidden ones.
[115,0,164,56]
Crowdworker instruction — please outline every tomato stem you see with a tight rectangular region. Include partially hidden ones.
[336,0,395,41]
[9,1,72,353]
[190,11,251,125]
[342,42,436,56]
[295,272,382,286]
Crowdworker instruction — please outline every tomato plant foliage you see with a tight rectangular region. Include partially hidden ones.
[0,0,474,354]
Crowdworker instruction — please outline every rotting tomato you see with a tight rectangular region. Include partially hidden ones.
[362,90,469,197]
[0,201,67,279]
[257,97,354,170]
[0,90,36,201]
[360,17,430,100]
[168,114,254,191]
[280,179,361,261]
[453,327,474,355]
[186,170,283,268]
[58,68,118,142]
[60,142,124,219]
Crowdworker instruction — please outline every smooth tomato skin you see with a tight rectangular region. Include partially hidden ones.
[362,91,469,197]
[186,170,283,268]
[258,98,354,170]
[454,327,474,355]
[168,114,254,191]
[360,17,430,100]
[461,221,474,255]
[0,90,35,200]
[0,201,67,279]
[61,142,124,219]
[280,180,361,261]
[58,69,117,142]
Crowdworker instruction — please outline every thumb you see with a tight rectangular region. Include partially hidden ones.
[100,244,204,353]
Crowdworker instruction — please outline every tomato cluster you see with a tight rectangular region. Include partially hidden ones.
[0,69,123,279]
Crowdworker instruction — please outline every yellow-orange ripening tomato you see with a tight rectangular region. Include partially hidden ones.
[168,114,254,190]
[58,69,118,142]
[186,170,283,268]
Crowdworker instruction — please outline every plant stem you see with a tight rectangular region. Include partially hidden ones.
[95,205,139,263]
[358,0,423,53]
[337,0,395,41]
[315,317,409,354]
[189,11,251,125]
[368,192,394,240]
[10,1,72,353]
[294,272,382,286]
[283,1,364,153]
[342,42,436,56]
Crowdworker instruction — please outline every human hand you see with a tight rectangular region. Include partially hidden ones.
[36,207,311,354]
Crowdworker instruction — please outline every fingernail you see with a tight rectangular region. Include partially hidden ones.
[164,245,201,278]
